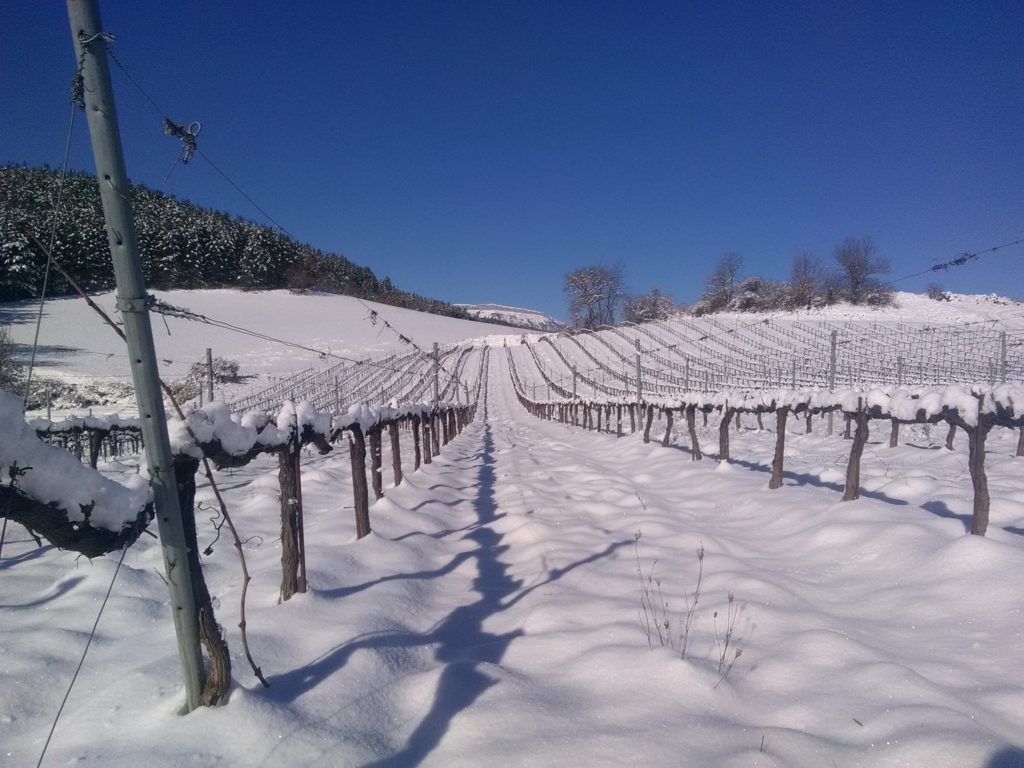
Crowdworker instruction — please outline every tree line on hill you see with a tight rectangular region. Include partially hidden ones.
[0,164,468,318]
[563,236,903,329]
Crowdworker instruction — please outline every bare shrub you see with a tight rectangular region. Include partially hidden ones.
[169,357,242,402]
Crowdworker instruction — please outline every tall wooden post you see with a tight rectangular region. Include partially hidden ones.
[432,342,440,403]
[999,332,1007,383]
[349,426,371,538]
[634,339,642,403]
[206,347,214,403]
[67,0,204,711]
[827,330,837,436]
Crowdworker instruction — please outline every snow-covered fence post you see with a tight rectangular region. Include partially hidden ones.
[769,407,789,489]
[421,415,432,465]
[278,436,304,600]
[718,406,734,462]
[348,425,371,538]
[842,399,869,502]
[1000,332,1008,383]
[67,0,205,709]
[827,330,837,436]
[686,404,702,461]
[368,427,384,500]
[890,357,904,447]
[411,415,422,470]
[967,417,992,535]
[172,455,231,704]
[635,339,642,403]
[953,399,994,536]
[87,427,105,468]
[661,408,674,447]
[432,343,440,403]
[642,404,654,443]
[440,410,450,446]
[206,347,214,404]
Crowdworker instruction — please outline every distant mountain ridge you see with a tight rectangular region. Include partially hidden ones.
[457,303,565,332]
[0,164,468,319]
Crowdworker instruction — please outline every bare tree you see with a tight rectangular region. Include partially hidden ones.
[789,251,823,308]
[623,287,675,323]
[701,252,743,311]
[564,263,627,329]
[834,236,890,304]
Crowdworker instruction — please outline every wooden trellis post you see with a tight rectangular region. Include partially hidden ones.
[278,438,304,600]
[769,407,789,489]
[642,404,654,443]
[422,416,432,465]
[718,407,734,462]
[369,428,383,500]
[389,421,403,486]
[348,425,371,538]
[686,405,702,460]
[842,402,869,501]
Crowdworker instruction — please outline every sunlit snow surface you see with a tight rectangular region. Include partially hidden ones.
[3,344,1024,766]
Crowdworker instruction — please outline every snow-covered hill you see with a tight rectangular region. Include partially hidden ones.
[2,289,1020,416]
[0,290,524,412]
[457,303,565,332]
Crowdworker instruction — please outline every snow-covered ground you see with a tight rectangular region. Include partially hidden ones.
[3,290,1024,766]
[780,291,1024,328]
[3,344,1024,767]
[0,290,524,414]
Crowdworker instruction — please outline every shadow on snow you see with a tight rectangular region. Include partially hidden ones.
[265,406,627,766]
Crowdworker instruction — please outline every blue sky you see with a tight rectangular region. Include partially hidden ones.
[5,1,1023,321]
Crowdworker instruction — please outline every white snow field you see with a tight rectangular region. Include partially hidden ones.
[0,290,524,413]
[2,290,1024,767]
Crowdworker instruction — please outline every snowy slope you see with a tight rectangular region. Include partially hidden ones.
[3,351,1024,767]
[457,303,565,332]
[0,290,523,408]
